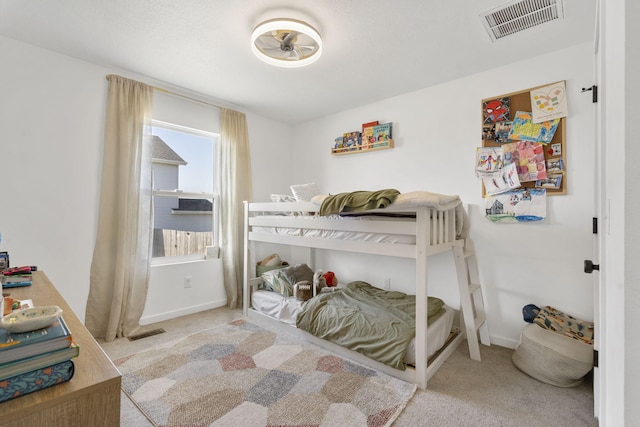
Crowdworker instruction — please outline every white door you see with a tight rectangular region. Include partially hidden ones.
[592,38,603,421]
[592,1,604,418]
[594,0,628,422]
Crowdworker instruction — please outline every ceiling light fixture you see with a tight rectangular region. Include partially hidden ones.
[251,18,322,68]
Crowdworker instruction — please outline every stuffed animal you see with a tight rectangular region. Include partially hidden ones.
[313,270,327,291]
[294,281,314,301]
[323,271,338,287]
[255,254,290,277]
[259,254,281,266]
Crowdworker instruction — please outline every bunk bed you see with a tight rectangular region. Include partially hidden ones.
[242,190,490,389]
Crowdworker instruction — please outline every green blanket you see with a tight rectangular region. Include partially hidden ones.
[319,189,400,216]
[296,281,445,370]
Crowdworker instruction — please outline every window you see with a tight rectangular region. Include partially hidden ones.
[151,120,219,262]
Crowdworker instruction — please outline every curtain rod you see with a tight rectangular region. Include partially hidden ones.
[105,74,223,110]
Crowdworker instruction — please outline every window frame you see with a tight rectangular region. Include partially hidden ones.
[150,119,220,265]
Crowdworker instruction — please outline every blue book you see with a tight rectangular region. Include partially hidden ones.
[0,343,79,380]
[0,317,73,364]
[2,274,32,288]
[2,281,32,288]
[0,360,75,402]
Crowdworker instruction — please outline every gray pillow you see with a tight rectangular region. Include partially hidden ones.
[259,263,315,297]
[260,266,297,297]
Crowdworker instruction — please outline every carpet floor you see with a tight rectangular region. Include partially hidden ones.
[113,319,416,427]
[99,307,597,427]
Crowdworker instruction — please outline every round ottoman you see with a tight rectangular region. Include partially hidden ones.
[512,323,593,387]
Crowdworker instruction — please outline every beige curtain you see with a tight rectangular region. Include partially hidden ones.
[220,108,252,308]
[85,75,153,341]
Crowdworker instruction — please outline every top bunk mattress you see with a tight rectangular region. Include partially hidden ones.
[251,214,416,244]
[247,190,469,243]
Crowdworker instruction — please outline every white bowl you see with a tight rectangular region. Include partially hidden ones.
[0,306,63,333]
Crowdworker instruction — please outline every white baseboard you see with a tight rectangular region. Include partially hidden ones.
[140,298,227,325]
[489,334,519,349]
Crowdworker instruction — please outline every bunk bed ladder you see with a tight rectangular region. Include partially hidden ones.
[453,238,490,361]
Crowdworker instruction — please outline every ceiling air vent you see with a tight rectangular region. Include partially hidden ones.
[480,0,565,42]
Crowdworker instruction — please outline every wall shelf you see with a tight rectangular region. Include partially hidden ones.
[331,139,394,156]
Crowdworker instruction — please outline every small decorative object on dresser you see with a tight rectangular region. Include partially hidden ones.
[1,305,63,334]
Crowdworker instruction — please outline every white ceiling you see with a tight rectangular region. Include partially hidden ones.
[0,0,596,124]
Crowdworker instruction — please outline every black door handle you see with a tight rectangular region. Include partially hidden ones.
[584,260,600,273]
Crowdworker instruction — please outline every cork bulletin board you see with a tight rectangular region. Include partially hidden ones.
[481,81,567,196]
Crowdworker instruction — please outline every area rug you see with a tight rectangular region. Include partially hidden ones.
[114,319,416,427]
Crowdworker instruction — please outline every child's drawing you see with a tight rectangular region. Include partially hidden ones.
[530,81,568,123]
[483,163,520,196]
[485,188,547,223]
[507,111,559,144]
[476,146,504,176]
[502,141,547,183]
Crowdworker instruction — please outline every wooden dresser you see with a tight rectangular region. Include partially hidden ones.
[0,271,121,427]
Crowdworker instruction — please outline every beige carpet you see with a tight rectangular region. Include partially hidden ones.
[99,307,597,427]
[397,341,597,427]
[113,319,416,427]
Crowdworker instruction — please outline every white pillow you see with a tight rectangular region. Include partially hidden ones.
[290,183,321,202]
[311,194,328,205]
[270,194,296,203]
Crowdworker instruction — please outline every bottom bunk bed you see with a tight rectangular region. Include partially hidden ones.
[244,269,465,387]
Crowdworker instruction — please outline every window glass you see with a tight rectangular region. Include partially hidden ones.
[151,123,218,259]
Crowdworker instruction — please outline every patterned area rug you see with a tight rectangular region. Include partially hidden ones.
[114,319,416,427]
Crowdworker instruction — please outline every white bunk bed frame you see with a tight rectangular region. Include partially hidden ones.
[242,200,490,389]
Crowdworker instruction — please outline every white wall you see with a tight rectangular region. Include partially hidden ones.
[0,35,291,324]
[143,259,225,324]
[289,42,595,347]
[0,36,106,322]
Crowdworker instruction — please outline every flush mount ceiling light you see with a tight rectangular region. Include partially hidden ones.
[251,18,322,68]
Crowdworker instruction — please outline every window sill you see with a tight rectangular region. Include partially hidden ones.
[151,254,207,266]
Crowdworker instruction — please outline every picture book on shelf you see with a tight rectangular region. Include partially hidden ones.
[0,316,73,364]
[361,120,378,133]
[342,131,361,150]
[0,343,79,381]
[362,124,377,147]
[372,123,392,145]
[0,359,75,403]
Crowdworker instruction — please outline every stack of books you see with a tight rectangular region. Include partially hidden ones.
[0,313,78,402]
[1,266,35,288]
